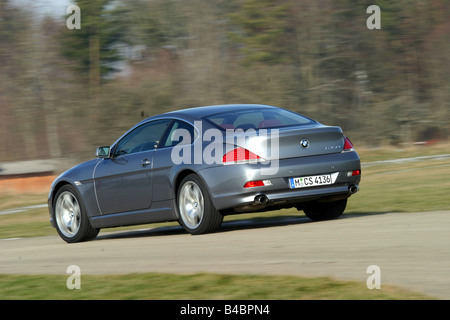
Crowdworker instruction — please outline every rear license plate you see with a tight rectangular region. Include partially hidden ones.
[289,172,338,189]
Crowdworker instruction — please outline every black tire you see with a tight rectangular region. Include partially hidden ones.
[303,198,347,221]
[177,174,223,234]
[53,185,99,243]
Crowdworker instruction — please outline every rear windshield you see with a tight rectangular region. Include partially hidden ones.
[203,108,314,130]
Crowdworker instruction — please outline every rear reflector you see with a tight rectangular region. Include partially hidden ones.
[244,180,272,188]
[347,170,361,176]
[223,147,260,164]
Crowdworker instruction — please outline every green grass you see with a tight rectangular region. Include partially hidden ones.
[355,141,450,162]
[0,272,433,300]
[345,159,450,214]
[0,207,54,238]
[0,193,48,212]
[347,141,450,213]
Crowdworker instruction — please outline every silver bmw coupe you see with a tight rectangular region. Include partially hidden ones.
[48,104,361,242]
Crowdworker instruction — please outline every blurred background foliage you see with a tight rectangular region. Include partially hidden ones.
[0,0,449,162]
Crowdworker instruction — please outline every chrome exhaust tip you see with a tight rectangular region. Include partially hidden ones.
[348,185,359,194]
[254,194,269,205]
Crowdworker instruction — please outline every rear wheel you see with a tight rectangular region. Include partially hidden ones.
[303,198,347,221]
[53,185,99,243]
[177,174,223,234]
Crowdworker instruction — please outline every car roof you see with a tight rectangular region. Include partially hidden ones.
[151,104,278,120]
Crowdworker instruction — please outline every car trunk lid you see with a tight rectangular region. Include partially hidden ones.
[226,125,345,161]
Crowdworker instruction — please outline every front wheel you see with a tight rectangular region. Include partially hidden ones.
[303,198,347,221]
[53,185,99,243]
[177,174,223,235]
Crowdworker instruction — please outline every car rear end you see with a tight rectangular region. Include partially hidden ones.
[197,107,361,214]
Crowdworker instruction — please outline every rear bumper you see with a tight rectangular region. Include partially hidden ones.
[198,151,361,211]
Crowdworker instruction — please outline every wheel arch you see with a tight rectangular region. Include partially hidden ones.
[173,169,217,218]
[49,180,86,221]
[174,169,198,198]
[49,180,72,213]
[174,169,223,234]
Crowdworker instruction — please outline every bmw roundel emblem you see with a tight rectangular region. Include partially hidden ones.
[300,139,309,148]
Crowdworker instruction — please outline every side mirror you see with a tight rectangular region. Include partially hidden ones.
[96,146,111,158]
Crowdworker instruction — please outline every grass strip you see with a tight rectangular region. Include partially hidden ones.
[0,272,433,300]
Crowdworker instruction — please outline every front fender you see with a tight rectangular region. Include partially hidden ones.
[48,159,102,226]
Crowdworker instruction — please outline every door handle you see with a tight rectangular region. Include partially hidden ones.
[140,159,151,167]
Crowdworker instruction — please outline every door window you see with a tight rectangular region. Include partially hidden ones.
[113,119,172,156]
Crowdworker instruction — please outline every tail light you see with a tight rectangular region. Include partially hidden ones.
[222,147,260,164]
[343,136,354,152]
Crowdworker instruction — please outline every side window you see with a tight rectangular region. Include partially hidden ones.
[162,120,197,148]
[114,119,171,156]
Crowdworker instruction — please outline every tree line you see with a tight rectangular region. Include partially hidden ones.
[1,0,449,162]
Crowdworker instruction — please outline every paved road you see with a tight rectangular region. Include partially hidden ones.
[1,211,450,299]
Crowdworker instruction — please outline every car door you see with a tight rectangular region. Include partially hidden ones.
[93,119,172,215]
[151,119,197,202]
